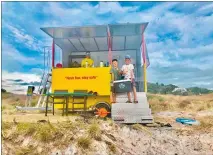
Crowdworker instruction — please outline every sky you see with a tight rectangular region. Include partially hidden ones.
[2,1,213,94]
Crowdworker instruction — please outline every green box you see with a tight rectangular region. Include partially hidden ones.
[113,80,132,93]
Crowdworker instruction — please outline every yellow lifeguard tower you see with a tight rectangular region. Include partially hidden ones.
[39,23,152,123]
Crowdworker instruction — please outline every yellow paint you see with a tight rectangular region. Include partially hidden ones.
[143,63,147,92]
[52,67,111,109]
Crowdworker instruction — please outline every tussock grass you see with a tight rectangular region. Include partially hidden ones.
[178,100,191,109]
[59,119,76,131]
[148,93,213,112]
[34,123,59,142]
[148,94,165,103]
[77,136,91,149]
[148,94,170,112]
[16,123,37,135]
[2,122,14,139]
[194,116,213,131]
[2,105,6,111]
[6,122,62,143]
[15,145,36,155]
[2,122,13,131]
[2,92,12,99]
[87,124,101,140]
[149,102,170,112]
[207,103,212,109]
[105,141,117,154]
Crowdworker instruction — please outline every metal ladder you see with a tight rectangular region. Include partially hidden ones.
[36,73,52,108]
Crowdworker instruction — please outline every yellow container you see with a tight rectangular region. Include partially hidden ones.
[52,67,111,109]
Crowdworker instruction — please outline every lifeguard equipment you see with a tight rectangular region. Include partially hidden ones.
[56,63,62,68]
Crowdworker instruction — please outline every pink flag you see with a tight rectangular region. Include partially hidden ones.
[107,26,112,65]
[141,25,150,68]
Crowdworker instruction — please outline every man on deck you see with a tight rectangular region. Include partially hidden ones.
[81,52,94,68]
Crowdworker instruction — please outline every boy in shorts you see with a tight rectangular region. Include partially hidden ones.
[121,55,138,103]
[110,59,121,103]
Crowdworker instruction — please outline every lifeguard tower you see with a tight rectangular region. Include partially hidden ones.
[25,23,153,123]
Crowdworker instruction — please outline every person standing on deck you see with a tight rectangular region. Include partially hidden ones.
[81,52,94,67]
[121,55,138,103]
[110,59,122,103]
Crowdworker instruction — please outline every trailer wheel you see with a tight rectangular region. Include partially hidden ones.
[94,102,111,118]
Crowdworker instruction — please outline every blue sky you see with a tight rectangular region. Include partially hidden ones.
[2,2,213,93]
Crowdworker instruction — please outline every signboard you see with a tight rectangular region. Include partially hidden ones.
[27,86,34,96]
[52,67,111,95]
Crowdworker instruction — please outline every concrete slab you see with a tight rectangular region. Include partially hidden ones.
[16,106,52,111]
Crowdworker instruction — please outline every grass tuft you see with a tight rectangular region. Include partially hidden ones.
[2,92,12,99]
[2,122,13,131]
[178,100,191,109]
[106,141,117,154]
[34,123,59,142]
[194,116,213,131]
[77,136,91,149]
[15,145,35,155]
[16,123,37,135]
[87,124,101,140]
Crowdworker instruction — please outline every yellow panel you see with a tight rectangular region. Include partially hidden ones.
[52,67,111,95]
[52,67,111,109]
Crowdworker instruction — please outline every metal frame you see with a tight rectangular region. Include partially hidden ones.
[78,38,87,51]
[68,39,78,51]
[52,39,55,67]
[48,34,143,40]
[93,38,100,51]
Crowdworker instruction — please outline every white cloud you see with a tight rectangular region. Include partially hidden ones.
[2,71,41,94]
[193,81,212,86]
[48,2,82,18]
[43,2,140,27]
[95,2,139,14]
[2,71,41,83]
[3,22,43,52]
[198,3,213,11]
[176,43,213,56]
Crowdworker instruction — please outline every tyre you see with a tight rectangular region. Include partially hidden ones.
[94,102,111,118]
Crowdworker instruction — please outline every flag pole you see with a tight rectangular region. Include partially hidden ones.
[142,33,147,93]
[52,39,55,68]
